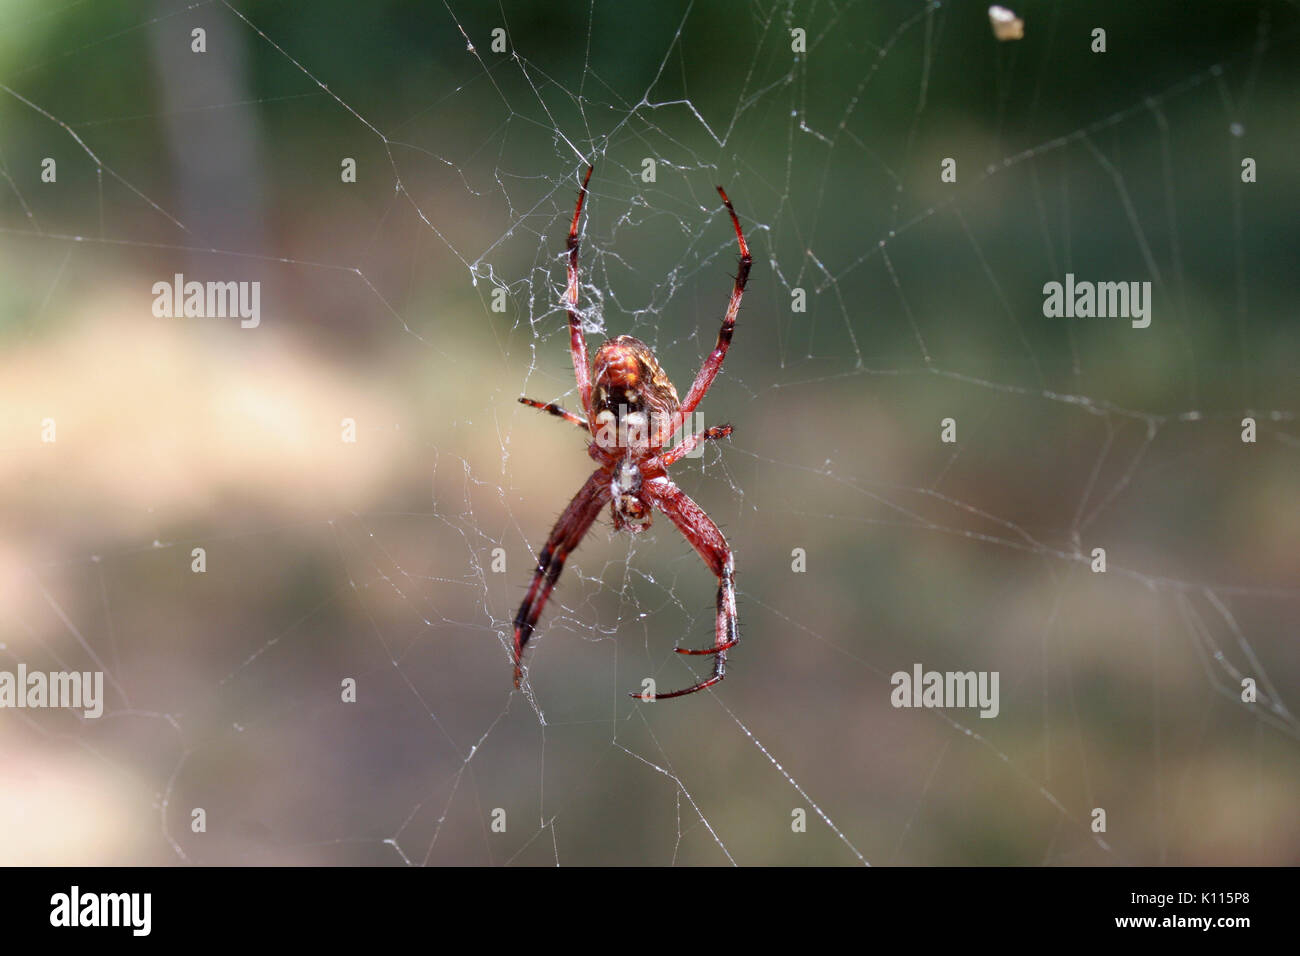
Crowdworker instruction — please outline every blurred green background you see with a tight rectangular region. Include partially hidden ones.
[1,0,1297,865]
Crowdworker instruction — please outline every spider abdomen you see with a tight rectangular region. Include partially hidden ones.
[590,335,680,453]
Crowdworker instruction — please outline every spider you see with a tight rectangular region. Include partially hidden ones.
[513,165,751,700]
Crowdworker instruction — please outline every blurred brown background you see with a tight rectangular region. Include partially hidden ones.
[1,0,1297,864]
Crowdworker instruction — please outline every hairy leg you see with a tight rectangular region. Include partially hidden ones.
[659,186,751,444]
[637,478,738,700]
[566,165,596,419]
[518,396,588,429]
[513,467,609,687]
[661,424,732,467]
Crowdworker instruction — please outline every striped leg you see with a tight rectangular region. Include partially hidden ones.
[513,468,609,688]
[518,396,588,429]
[659,186,751,444]
[566,165,595,419]
[661,424,732,467]
[636,478,738,700]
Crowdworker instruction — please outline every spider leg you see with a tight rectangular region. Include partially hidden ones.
[631,478,738,701]
[513,467,610,689]
[567,165,596,419]
[518,396,588,429]
[658,187,751,445]
[661,424,732,467]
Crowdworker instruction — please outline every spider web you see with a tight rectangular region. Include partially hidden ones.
[1,0,1297,865]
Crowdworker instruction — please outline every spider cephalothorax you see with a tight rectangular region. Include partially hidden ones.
[514,165,751,700]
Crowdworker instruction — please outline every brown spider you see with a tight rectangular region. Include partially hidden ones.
[513,165,751,700]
